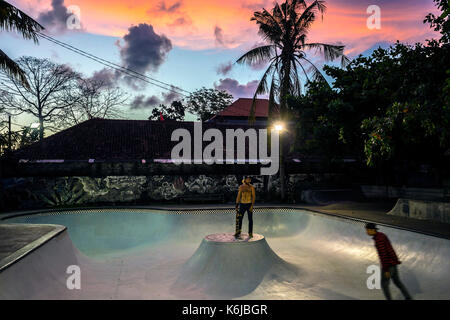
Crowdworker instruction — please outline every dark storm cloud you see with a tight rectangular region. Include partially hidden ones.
[130,95,161,110]
[214,78,260,98]
[120,24,172,73]
[216,61,233,76]
[119,23,172,88]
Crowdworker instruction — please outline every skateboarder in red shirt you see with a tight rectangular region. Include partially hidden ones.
[365,223,412,300]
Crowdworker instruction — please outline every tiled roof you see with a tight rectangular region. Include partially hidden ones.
[9,118,270,161]
[214,98,278,118]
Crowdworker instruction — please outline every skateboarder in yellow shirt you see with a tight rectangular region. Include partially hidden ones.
[234,176,256,239]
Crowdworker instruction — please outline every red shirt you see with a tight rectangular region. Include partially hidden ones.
[373,232,401,271]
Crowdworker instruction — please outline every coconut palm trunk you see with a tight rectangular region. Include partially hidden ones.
[236,0,350,202]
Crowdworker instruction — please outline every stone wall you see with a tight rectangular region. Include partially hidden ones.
[0,173,346,211]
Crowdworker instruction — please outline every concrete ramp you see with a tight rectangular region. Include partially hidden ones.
[1,208,450,299]
[0,228,81,299]
[387,198,450,223]
[172,233,298,298]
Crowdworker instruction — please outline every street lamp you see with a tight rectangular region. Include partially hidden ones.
[273,122,284,132]
[272,121,286,201]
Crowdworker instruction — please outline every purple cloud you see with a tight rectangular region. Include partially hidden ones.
[216,61,233,76]
[214,78,261,98]
[88,68,119,87]
[130,95,161,110]
[37,0,78,34]
[119,23,172,88]
[156,1,182,13]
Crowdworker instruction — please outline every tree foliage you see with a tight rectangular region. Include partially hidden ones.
[148,100,185,121]
[185,87,233,121]
[291,40,450,169]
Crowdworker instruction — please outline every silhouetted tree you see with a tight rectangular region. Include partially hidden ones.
[148,100,185,121]
[185,87,233,121]
[424,0,449,44]
[237,0,349,121]
[54,77,128,129]
[0,56,80,140]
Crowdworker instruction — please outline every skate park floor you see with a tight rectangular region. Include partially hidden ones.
[0,204,449,299]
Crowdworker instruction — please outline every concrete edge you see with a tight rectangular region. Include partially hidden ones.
[0,224,67,273]
[1,205,449,240]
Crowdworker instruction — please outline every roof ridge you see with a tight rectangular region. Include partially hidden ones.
[10,118,108,156]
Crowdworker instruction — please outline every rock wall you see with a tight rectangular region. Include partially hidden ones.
[0,173,346,211]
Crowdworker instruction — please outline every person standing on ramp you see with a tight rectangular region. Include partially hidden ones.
[365,223,412,300]
[234,176,255,239]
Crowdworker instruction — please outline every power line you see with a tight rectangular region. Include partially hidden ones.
[37,32,191,97]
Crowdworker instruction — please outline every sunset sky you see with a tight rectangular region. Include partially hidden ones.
[1,0,442,128]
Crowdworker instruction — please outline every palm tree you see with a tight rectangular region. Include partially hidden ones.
[0,0,44,88]
[236,0,349,200]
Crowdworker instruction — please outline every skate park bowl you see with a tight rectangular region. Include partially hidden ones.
[1,208,449,300]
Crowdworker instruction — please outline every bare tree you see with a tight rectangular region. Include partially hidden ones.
[54,78,128,129]
[0,56,80,140]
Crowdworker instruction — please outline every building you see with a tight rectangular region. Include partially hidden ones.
[208,98,278,125]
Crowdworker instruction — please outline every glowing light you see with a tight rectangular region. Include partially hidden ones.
[273,122,284,132]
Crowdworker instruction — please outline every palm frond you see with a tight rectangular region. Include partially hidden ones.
[248,62,276,124]
[290,59,302,96]
[302,42,345,62]
[268,76,279,120]
[236,45,275,66]
[296,0,326,27]
[0,0,44,43]
[0,49,29,88]
[252,9,284,43]
[300,56,328,84]
[340,54,351,68]
[294,55,311,82]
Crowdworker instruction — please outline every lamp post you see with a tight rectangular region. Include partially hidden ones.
[273,121,286,201]
[8,114,11,152]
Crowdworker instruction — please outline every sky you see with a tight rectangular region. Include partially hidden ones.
[1,0,442,130]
